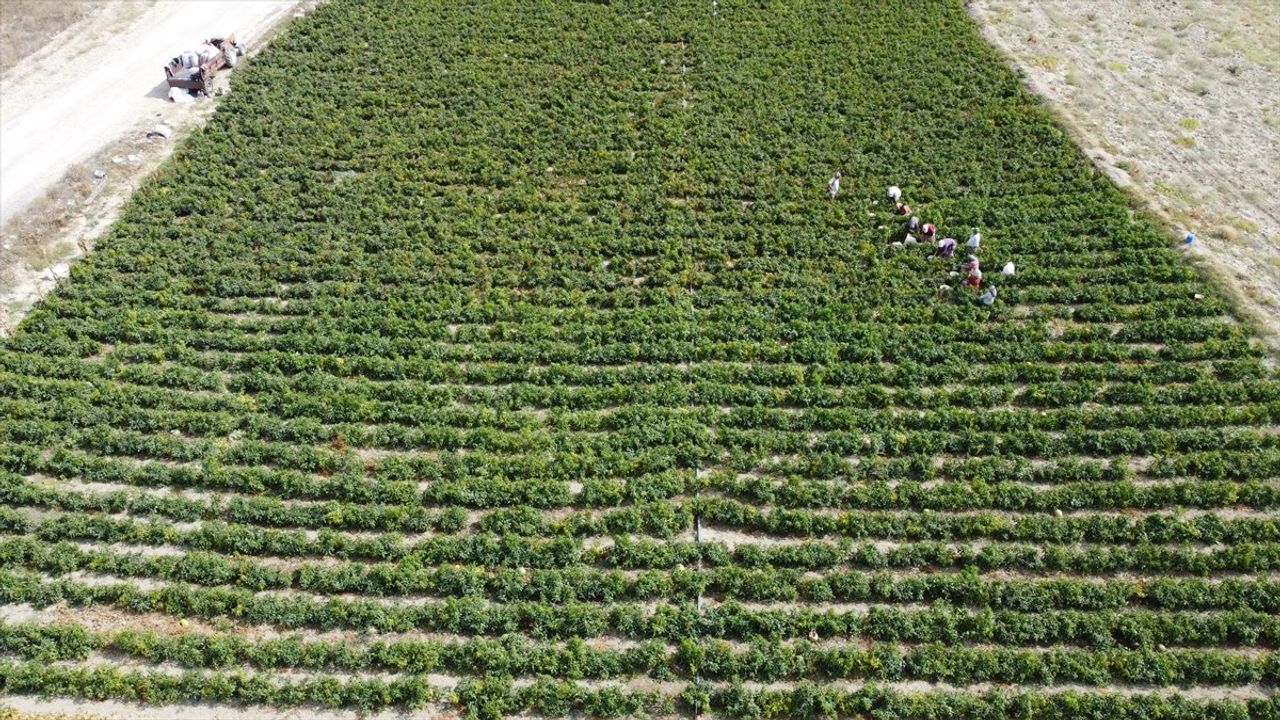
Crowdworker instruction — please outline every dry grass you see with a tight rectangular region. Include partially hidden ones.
[0,1,101,75]
[1,136,139,271]
[969,0,1280,353]
[0,708,105,720]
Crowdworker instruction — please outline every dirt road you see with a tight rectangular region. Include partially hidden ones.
[0,0,302,225]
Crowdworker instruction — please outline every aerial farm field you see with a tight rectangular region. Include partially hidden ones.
[0,0,1278,718]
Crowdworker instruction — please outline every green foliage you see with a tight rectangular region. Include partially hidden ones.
[0,0,1274,715]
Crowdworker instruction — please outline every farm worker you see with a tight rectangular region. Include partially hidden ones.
[922,222,937,241]
[906,215,921,234]
[934,237,957,258]
[827,171,842,200]
[977,285,998,306]
[966,266,983,289]
[895,203,912,216]
[962,255,981,273]
[1001,261,1016,276]
[887,185,902,203]
[966,229,982,252]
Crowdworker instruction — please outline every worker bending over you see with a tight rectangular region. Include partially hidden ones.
[966,265,983,289]
[966,229,982,252]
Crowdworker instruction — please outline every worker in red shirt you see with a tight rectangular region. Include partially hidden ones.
[966,265,983,289]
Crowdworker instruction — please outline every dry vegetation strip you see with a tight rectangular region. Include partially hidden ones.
[0,1,102,75]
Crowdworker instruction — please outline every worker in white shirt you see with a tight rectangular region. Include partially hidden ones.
[966,229,982,252]
[827,171,842,200]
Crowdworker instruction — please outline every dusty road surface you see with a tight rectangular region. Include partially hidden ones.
[0,0,301,225]
[970,0,1280,349]
[0,0,310,333]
